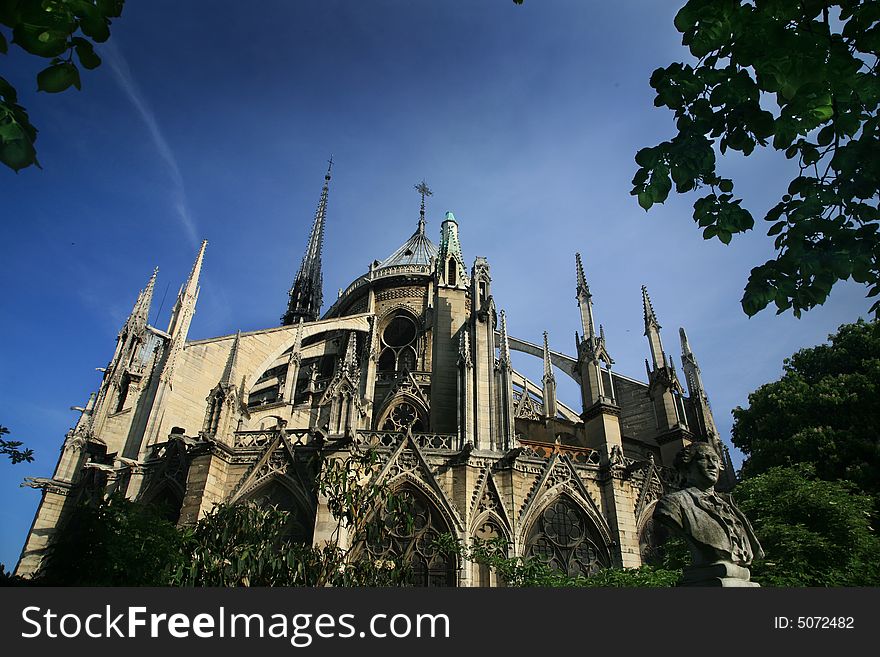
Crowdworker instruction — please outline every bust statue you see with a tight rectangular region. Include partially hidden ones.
[653,442,763,586]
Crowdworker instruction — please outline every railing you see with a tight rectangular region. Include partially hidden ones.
[518,440,602,466]
[357,430,456,451]
[233,428,311,449]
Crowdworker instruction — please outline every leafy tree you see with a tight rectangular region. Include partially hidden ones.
[438,534,680,587]
[0,0,125,171]
[735,464,880,586]
[37,491,185,585]
[731,319,880,503]
[34,448,415,587]
[631,1,880,317]
[171,449,413,587]
[0,425,34,464]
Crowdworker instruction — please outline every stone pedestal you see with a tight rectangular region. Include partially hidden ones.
[680,561,760,587]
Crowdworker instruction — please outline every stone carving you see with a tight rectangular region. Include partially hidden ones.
[653,442,763,587]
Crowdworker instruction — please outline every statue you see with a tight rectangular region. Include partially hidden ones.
[653,442,763,587]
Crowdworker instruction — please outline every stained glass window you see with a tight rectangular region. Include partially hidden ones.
[524,497,609,577]
[365,487,456,587]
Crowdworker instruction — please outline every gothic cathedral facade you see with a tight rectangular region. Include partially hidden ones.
[16,165,735,584]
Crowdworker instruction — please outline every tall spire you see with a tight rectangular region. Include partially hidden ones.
[167,240,207,338]
[642,285,665,370]
[220,330,242,386]
[125,266,158,334]
[498,310,512,368]
[575,253,596,340]
[282,158,332,325]
[437,211,466,287]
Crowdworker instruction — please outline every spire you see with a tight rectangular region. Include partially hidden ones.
[679,327,704,395]
[542,331,557,419]
[220,330,242,386]
[498,310,512,368]
[124,267,158,335]
[575,253,596,340]
[282,158,332,325]
[167,240,207,338]
[542,332,554,382]
[134,267,158,323]
[642,285,665,370]
[415,179,432,236]
[438,211,466,287]
[342,331,359,379]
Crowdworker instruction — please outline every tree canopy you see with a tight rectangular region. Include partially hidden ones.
[0,0,125,172]
[731,319,880,502]
[632,1,880,317]
[735,464,880,586]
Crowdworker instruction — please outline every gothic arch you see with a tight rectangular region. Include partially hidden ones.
[469,512,510,587]
[375,392,429,433]
[520,492,612,577]
[376,307,426,373]
[364,482,458,587]
[239,475,316,544]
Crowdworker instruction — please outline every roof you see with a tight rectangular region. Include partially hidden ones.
[377,221,438,269]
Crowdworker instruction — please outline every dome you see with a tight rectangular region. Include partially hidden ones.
[376,221,438,269]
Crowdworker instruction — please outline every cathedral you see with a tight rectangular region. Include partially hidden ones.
[16,164,735,585]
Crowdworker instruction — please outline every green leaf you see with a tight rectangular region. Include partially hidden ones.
[719,179,733,193]
[638,191,653,211]
[37,63,81,93]
[72,37,101,69]
[12,24,70,58]
[79,12,111,42]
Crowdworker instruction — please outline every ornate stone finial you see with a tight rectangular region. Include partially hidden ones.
[498,310,512,367]
[653,443,764,587]
[575,252,590,298]
[642,285,660,330]
[542,331,554,381]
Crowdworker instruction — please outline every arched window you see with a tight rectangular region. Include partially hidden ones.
[447,258,457,286]
[524,496,610,577]
[380,401,425,433]
[365,486,456,587]
[472,518,506,587]
[247,479,314,545]
[379,313,420,372]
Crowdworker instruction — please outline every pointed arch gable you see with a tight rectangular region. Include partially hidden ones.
[521,492,612,576]
[469,467,513,533]
[376,434,463,531]
[518,454,614,549]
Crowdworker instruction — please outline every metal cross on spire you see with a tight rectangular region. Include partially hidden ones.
[415,180,432,233]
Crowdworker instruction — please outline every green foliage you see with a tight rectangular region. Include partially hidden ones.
[632,1,880,317]
[438,535,679,587]
[169,501,409,587]
[735,465,880,586]
[0,0,125,171]
[36,448,414,587]
[37,491,185,585]
[0,425,34,464]
[731,319,880,503]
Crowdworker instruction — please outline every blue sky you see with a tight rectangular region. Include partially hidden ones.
[0,1,869,570]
